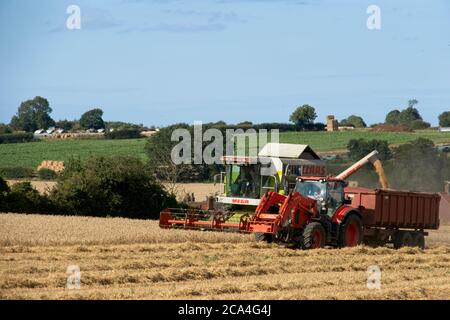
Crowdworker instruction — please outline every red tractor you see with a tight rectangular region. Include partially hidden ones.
[243,177,363,248]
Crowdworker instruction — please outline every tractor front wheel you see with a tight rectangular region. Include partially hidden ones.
[339,214,363,247]
[302,222,326,249]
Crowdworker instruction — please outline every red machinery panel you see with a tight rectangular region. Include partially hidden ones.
[345,187,440,229]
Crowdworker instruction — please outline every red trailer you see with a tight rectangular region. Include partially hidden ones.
[345,187,440,248]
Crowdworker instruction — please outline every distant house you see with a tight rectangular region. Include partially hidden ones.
[56,128,65,134]
[34,129,45,135]
[338,126,355,131]
[141,130,157,137]
[46,127,56,134]
[97,128,105,133]
[439,127,450,132]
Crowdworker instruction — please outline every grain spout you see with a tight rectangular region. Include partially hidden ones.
[373,159,389,189]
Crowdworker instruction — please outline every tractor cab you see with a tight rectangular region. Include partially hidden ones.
[294,177,346,217]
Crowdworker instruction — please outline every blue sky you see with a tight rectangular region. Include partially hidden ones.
[0,0,449,126]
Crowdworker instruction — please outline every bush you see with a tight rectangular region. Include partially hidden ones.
[409,119,430,130]
[340,115,367,128]
[105,121,147,131]
[207,122,301,132]
[105,128,142,139]
[0,177,9,193]
[37,168,58,180]
[439,111,450,127]
[347,139,392,161]
[145,124,224,184]
[0,167,35,179]
[2,182,55,214]
[51,156,177,219]
[0,132,35,144]
[0,124,13,134]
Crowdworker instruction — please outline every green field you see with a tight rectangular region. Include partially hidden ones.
[0,131,449,169]
[278,130,450,152]
[0,138,148,169]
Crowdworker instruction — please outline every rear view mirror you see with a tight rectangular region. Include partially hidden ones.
[344,199,352,205]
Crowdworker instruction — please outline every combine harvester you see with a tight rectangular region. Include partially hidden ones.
[214,143,326,207]
[160,150,441,249]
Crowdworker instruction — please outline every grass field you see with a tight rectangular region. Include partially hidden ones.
[279,130,450,152]
[0,131,450,169]
[1,213,449,300]
[0,138,148,169]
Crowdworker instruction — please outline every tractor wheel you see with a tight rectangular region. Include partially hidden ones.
[302,222,326,249]
[412,233,425,249]
[254,233,273,243]
[393,231,414,249]
[338,214,363,247]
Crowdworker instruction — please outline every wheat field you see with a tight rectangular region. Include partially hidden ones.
[1,213,449,300]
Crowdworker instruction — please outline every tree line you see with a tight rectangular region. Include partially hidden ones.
[2,96,150,133]
[2,96,448,136]
[289,99,450,129]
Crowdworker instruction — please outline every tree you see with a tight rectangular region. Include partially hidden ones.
[237,121,253,126]
[51,156,177,219]
[289,105,317,128]
[0,123,12,134]
[56,120,75,131]
[399,106,422,124]
[340,115,367,128]
[439,111,450,127]
[347,139,392,162]
[79,108,105,130]
[408,99,418,108]
[10,96,55,132]
[385,100,430,130]
[385,110,401,124]
[145,124,224,193]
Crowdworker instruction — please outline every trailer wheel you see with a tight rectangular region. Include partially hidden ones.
[254,233,273,243]
[412,233,425,249]
[393,232,414,249]
[302,222,326,249]
[339,214,363,247]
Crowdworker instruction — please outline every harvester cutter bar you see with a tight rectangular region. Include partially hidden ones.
[159,208,243,231]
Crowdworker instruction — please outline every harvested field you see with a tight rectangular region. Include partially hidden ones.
[6,180,57,194]
[166,183,223,201]
[0,213,449,300]
[6,180,220,200]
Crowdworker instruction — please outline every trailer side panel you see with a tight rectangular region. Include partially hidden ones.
[345,187,440,230]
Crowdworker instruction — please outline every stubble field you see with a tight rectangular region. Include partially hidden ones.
[0,213,449,300]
